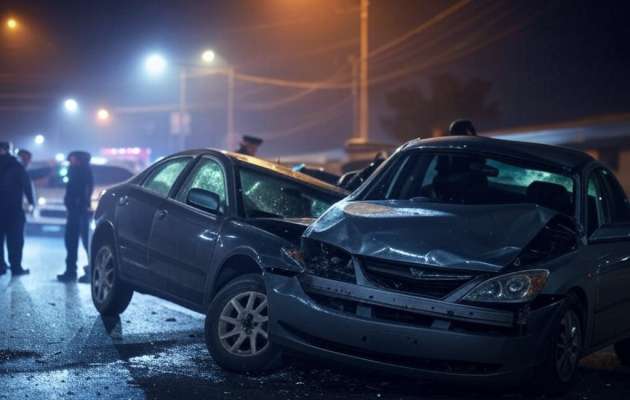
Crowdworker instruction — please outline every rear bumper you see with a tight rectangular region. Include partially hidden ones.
[265,273,563,384]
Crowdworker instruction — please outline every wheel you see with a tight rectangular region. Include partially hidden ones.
[205,273,282,373]
[91,242,134,316]
[614,338,630,366]
[530,294,583,395]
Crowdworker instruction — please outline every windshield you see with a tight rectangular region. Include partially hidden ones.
[365,151,575,216]
[238,167,339,219]
[29,164,133,188]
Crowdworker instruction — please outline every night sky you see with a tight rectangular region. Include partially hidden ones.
[1,0,630,158]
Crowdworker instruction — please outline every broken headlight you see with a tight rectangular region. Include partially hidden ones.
[463,270,549,303]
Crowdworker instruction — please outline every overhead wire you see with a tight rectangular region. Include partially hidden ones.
[239,63,351,111]
[368,0,473,59]
[251,96,352,140]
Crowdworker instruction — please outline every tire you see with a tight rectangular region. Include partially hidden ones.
[91,242,134,316]
[529,293,584,395]
[205,273,282,373]
[614,338,630,366]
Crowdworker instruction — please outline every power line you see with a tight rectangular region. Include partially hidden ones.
[368,0,473,59]
[240,63,350,111]
[365,7,544,87]
[252,96,351,140]
[368,2,506,70]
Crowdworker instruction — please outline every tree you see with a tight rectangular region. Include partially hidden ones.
[381,74,499,142]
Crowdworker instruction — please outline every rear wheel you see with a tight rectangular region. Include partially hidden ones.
[205,274,282,372]
[614,338,630,366]
[530,294,583,395]
[91,243,134,316]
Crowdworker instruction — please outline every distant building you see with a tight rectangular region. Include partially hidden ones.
[484,114,630,194]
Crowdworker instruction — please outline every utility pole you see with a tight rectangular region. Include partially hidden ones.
[178,68,187,151]
[226,67,236,151]
[358,0,369,143]
[349,55,359,138]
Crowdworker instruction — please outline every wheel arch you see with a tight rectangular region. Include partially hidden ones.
[206,250,263,306]
[90,220,117,264]
[565,285,591,347]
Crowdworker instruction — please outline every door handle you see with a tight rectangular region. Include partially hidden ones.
[118,195,129,206]
[156,209,168,220]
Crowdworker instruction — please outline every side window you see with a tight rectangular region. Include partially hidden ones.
[177,157,227,205]
[586,170,612,236]
[142,158,190,197]
[600,169,630,223]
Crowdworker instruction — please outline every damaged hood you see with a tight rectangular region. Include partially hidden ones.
[248,217,314,245]
[304,200,558,272]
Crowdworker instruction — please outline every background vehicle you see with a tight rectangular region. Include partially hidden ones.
[266,135,630,394]
[89,149,346,372]
[27,161,133,232]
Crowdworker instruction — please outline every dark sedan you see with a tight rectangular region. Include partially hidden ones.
[89,149,346,371]
[266,134,630,394]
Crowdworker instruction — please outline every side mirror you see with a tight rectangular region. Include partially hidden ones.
[187,188,221,214]
[589,223,630,244]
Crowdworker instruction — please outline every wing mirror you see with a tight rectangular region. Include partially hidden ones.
[589,223,630,244]
[187,188,221,214]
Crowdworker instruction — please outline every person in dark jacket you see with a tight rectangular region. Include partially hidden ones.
[0,141,34,276]
[58,151,94,282]
[236,135,263,156]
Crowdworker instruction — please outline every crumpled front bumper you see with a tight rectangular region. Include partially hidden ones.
[265,272,564,384]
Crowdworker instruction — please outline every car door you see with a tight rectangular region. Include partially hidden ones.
[585,168,630,344]
[147,156,228,305]
[115,156,192,283]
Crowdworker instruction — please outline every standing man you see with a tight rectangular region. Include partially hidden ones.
[58,151,93,282]
[0,141,34,276]
[236,135,263,157]
[17,149,32,168]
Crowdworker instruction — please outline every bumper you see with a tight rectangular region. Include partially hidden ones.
[266,273,563,384]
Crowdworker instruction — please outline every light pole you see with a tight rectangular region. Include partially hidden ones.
[358,0,369,143]
[200,48,236,149]
[144,50,236,152]
[57,98,79,151]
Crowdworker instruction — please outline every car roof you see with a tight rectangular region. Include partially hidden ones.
[174,148,348,196]
[401,135,594,171]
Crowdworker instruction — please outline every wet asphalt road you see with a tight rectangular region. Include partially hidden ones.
[1,235,630,400]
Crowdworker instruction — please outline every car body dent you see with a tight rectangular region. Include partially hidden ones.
[305,199,558,273]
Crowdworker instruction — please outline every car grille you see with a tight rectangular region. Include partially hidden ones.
[40,209,67,219]
[361,257,475,299]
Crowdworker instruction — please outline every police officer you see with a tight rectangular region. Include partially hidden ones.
[57,151,93,282]
[0,141,34,276]
[236,135,263,156]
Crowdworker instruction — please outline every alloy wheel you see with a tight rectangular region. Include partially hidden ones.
[218,291,269,357]
[92,247,115,305]
[555,309,581,382]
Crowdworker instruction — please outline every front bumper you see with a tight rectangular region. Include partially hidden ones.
[266,273,563,384]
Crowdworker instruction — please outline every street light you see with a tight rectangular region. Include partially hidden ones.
[201,49,216,64]
[144,53,167,77]
[96,108,110,122]
[6,18,18,31]
[34,134,45,145]
[63,98,79,113]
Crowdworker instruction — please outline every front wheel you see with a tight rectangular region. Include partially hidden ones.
[205,274,282,373]
[91,243,134,316]
[530,295,583,395]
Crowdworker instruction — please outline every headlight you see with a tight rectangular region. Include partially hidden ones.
[463,270,549,303]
